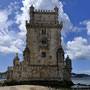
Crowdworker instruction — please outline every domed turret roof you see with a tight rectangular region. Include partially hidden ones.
[30,5,34,8]
[57,47,64,53]
[23,46,30,53]
[54,6,58,9]
[66,55,71,61]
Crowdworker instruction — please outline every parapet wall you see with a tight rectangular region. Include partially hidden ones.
[34,9,56,14]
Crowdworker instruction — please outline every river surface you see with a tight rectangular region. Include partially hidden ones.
[72,77,90,85]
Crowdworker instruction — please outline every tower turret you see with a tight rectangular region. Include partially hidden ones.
[63,55,72,81]
[13,53,20,67]
[30,5,34,13]
[66,55,72,70]
[54,6,58,23]
[29,5,34,22]
[54,6,58,13]
[23,46,30,62]
[57,47,64,62]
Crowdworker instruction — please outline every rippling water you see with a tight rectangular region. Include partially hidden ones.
[72,77,90,85]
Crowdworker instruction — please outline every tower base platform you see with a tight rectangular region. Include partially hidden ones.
[4,80,74,88]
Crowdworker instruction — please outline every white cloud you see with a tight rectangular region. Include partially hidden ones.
[0,0,72,54]
[72,26,85,32]
[0,11,8,23]
[80,20,90,35]
[15,0,72,37]
[0,39,23,54]
[61,37,67,51]
[66,37,90,60]
[0,3,24,54]
[0,0,89,62]
[84,70,90,74]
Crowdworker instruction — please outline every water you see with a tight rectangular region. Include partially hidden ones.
[0,79,6,82]
[72,77,90,85]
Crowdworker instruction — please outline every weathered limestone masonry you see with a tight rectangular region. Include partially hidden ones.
[7,5,72,86]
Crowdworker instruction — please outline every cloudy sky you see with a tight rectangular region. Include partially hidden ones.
[0,0,90,75]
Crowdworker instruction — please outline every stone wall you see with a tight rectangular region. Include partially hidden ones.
[11,65,63,82]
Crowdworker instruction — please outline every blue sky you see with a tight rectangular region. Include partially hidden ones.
[0,0,90,75]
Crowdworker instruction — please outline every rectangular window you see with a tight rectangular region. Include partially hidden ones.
[42,40,46,44]
[42,52,46,58]
[42,30,46,35]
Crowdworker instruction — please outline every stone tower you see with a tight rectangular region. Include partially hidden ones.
[7,5,73,86]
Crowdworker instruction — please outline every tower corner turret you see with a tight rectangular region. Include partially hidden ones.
[13,53,20,66]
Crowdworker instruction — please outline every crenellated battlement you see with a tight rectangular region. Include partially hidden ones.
[8,66,13,71]
[26,20,63,29]
[34,9,55,14]
[30,5,58,14]
[29,5,59,24]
